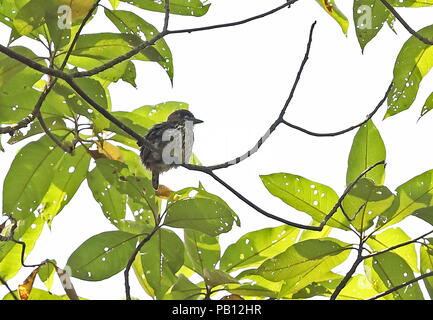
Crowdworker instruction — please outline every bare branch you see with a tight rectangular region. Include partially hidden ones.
[167,0,299,35]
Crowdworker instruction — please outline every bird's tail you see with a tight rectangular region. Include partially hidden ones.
[152,171,159,190]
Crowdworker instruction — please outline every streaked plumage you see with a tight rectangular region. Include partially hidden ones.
[140,109,203,189]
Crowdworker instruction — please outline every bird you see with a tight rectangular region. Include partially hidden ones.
[140,109,203,190]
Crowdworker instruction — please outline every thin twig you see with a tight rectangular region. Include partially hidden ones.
[124,227,160,300]
[167,0,299,35]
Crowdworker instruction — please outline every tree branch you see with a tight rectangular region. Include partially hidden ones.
[367,271,433,300]
[124,227,160,300]
[0,275,18,300]
[379,0,433,45]
[166,0,299,35]
[188,160,385,231]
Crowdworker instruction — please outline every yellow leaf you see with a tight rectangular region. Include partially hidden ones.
[18,267,40,300]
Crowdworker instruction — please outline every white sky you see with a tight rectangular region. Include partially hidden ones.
[1,0,433,300]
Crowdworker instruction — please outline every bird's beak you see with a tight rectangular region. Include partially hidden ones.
[192,118,204,124]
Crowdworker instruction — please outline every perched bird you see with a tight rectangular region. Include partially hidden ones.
[140,109,203,190]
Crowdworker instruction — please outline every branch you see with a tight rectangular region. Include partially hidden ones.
[367,271,433,300]
[189,160,385,231]
[0,0,100,138]
[330,229,433,299]
[37,114,73,153]
[166,0,299,35]
[183,20,316,171]
[281,82,393,137]
[330,240,364,300]
[0,275,18,300]
[124,227,160,300]
[379,0,433,45]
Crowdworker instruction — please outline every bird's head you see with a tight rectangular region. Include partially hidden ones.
[167,109,203,125]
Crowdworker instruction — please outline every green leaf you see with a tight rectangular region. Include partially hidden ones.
[140,228,184,299]
[335,274,380,300]
[420,91,433,118]
[38,260,57,291]
[203,269,238,289]
[342,178,394,231]
[256,238,351,296]
[260,173,350,230]
[0,217,44,280]
[386,24,433,118]
[104,9,174,81]
[377,169,433,228]
[184,229,220,276]
[66,33,163,72]
[7,117,67,145]
[315,0,349,34]
[346,120,386,186]
[52,78,109,132]
[40,145,91,225]
[3,135,65,219]
[353,0,389,51]
[391,0,433,7]
[165,274,203,300]
[420,243,433,299]
[220,225,299,273]
[66,231,137,281]
[87,159,127,224]
[10,0,73,49]
[164,198,237,236]
[367,227,418,272]
[364,252,423,300]
[291,272,342,299]
[298,219,332,241]
[121,0,211,17]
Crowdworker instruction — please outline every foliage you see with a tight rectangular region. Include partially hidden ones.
[1,0,433,301]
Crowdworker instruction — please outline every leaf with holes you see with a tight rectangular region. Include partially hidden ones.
[105,9,174,81]
[353,0,390,51]
[87,159,127,224]
[0,217,44,280]
[120,0,210,16]
[220,225,299,273]
[66,33,163,73]
[364,252,423,300]
[377,169,433,228]
[164,198,237,236]
[256,238,351,297]
[3,135,65,219]
[140,228,184,299]
[184,229,220,276]
[40,145,91,225]
[386,24,433,118]
[7,117,67,145]
[66,231,137,281]
[367,227,418,273]
[260,173,350,230]
[346,120,386,186]
[342,178,394,232]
